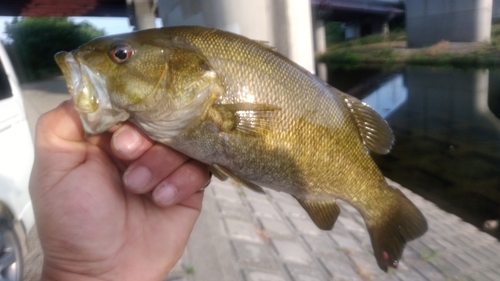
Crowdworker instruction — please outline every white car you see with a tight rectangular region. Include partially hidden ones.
[0,41,35,281]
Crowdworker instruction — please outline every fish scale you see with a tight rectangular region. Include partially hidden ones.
[55,26,427,272]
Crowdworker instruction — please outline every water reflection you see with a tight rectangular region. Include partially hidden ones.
[329,67,500,238]
[361,74,407,119]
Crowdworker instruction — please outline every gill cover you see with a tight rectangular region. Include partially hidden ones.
[55,51,129,134]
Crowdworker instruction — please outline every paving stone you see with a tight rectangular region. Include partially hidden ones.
[259,217,293,237]
[225,218,263,243]
[466,248,491,263]
[441,253,471,271]
[474,244,500,260]
[329,223,351,238]
[212,183,244,203]
[242,270,287,281]
[249,200,283,220]
[487,264,500,276]
[369,271,400,281]
[301,234,339,255]
[407,239,434,256]
[287,217,323,236]
[271,239,312,265]
[243,188,271,203]
[231,240,275,269]
[435,237,457,250]
[411,260,446,281]
[320,257,362,281]
[267,189,298,204]
[429,255,461,276]
[348,252,382,276]
[217,200,251,220]
[393,261,428,281]
[445,234,471,248]
[331,233,365,253]
[398,249,422,270]
[454,251,482,268]
[349,229,370,248]
[468,272,495,281]
[336,216,365,233]
[285,263,324,281]
[337,200,359,217]
[275,201,309,219]
[483,271,500,281]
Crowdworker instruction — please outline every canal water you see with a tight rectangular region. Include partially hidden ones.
[327,66,500,239]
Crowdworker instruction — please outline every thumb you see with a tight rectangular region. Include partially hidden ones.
[36,99,85,146]
[31,100,87,184]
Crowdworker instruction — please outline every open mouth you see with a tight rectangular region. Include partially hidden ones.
[55,51,130,134]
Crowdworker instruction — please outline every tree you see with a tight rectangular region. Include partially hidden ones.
[4,17,105,81]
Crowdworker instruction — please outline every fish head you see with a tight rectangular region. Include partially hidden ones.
[55,31,212,135]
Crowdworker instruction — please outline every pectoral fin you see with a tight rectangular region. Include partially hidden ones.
[212,164,265,194]
[341,93,394,154]
[210,103,280,135]
[209,165,228,181]
[295,197,341,230]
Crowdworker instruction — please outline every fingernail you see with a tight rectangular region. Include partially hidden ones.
[154,182,177,206]
[114,128,141,155]
[124,166,152,191]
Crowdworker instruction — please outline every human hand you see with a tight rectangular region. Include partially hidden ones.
[29,101,210,281]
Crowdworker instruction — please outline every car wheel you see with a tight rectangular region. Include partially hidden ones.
[0,224,23,281]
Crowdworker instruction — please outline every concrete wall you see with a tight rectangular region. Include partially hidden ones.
[405,0,493,47]
[157,0,315,73]
[493,0,500,18]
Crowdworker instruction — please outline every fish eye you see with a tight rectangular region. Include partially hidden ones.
[109,42,134,64]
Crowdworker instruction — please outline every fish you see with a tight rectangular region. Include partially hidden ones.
[55,26,427,272]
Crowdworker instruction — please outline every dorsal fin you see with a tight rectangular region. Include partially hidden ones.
[341,93,394,154]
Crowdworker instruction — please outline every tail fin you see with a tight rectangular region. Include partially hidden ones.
[366,189,427,272]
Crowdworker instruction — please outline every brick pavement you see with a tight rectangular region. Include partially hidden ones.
[19,79,500,281]
[165,178,500,281]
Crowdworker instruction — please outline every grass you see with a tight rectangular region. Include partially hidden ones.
[319,24,500,68]
[186,266,195,274]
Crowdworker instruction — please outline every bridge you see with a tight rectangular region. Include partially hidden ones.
[0,0,495,64]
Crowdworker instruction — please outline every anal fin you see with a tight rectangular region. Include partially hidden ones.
[294,197,340,230]
[212,164,265,194]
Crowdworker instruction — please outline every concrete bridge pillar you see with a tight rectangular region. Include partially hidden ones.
[405,0,493,47]
[157,0,315,73]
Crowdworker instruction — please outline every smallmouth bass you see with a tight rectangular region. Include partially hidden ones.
[55,26,427,271]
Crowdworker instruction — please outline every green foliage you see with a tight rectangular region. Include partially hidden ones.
[325,22,344,44]
[186,266,195,274]
[331,30,406,49]
[4,17,105,81]
[407,52,500,68]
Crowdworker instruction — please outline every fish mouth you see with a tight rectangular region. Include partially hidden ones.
[55,51,130,134]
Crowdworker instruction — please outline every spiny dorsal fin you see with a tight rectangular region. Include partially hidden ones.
[210,103,280,136]
[212,164,265,194]
[341,93,394,154]
[294,197,340,230]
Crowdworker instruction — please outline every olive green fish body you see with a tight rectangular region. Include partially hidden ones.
[55,26,427,272]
